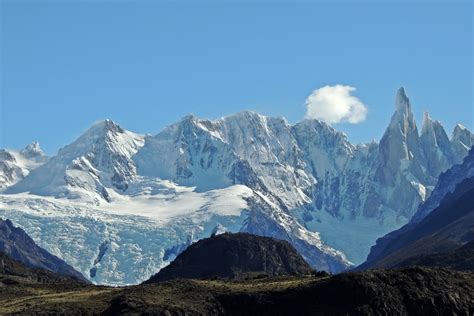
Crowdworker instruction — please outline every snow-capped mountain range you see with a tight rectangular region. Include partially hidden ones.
[0,87,472,285]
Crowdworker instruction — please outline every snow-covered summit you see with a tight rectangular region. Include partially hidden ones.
[7,120,145,201]
[20,141,45,158]
[0,143,49,190]
[452,123,474,156]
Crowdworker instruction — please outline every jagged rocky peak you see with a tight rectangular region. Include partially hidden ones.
[420,112,473,177]
[57,118,145,163]
[421,117,472,155]
[0,149,16,162]
[90,118,124,133]
[421,111,434,137]
[0,144,48,190]
[180,114,199,125]
[420,111,451,154]
[432,120,450,143]
[385,87,419,145]
[376,87,423,182]
[61,120,145,193]
[168,114,228,148]
[77,119,132,149]
[6,119,145,200]
[450,124,473,164]
[452,123,473,149]
[453,123,470,137]
[395,86,410,111]
[431,120,454,161]
[20,141,45,158]
[390,87,419,137]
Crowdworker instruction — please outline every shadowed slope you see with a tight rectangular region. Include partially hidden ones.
[0,218,88,282]
[145,232,315,283]
[358,177,474,270]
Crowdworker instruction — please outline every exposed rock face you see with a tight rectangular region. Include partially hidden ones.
[372,89,445,218]
[359,152,474,270]
[375,88,424,189]
[0,218,88,282]
[145,233,314,283]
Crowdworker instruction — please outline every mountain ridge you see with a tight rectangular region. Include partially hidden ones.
[0,87,472,284]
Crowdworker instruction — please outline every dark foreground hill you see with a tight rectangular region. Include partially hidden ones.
[1,228,473,315]
[145,232,315,283]
[395,240,474,271]
[0,218,88,282]
[0,231,473,314]
[0,265,472,315]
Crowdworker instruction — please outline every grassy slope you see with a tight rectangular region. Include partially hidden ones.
[1,268,473,315]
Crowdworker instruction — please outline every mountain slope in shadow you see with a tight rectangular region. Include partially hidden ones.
[358,176,474,270]
[0,218,88,282]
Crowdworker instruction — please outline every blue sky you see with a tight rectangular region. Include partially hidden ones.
[1,0,472,154]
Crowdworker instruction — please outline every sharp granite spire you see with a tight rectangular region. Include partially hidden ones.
[376,87,424,184]
[20,141,45,158]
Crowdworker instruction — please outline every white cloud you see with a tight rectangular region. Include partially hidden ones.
[304,85,368,124]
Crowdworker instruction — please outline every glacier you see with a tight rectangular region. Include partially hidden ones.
[0,87,472,285]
